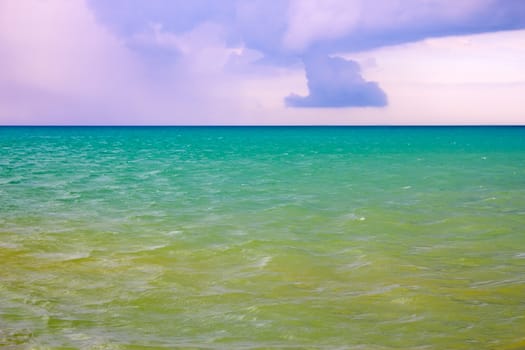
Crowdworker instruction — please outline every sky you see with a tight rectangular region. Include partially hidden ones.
[0,0,524,125]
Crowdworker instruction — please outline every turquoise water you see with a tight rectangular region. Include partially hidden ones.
[1,126,525,349]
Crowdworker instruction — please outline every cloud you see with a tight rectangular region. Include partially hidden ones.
[283,0,363,53]
[285,55,387,107]
[1,0,524,124]
[0,0,267,124]
[85,0,525,110]
[86,0,237,36]
[87,0,525,58]
[282,0,525,54]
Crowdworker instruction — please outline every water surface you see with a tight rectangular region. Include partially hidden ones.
[1,127,524,349]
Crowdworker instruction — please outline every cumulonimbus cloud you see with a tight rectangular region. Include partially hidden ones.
[285,55,387,108]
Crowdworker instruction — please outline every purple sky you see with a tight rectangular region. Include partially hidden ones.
[1,0,524,125]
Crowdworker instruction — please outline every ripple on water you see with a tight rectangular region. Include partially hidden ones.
[2,127,525,349]
[32,251,92,262]
[251,255,273,269]
[0,242,21,249]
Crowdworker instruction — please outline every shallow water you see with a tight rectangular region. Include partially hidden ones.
[1,127,525,349]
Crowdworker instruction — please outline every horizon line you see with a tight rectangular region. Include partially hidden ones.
[1,124,525,127]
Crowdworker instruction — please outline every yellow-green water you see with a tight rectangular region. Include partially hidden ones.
[1,127,525,349]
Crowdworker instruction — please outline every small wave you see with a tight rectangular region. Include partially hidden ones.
[253,256,272,269]
[0,242,20,249]
[342,213,366,221]
[33,252,91,262]
[230,229,248,236]
[0,176,24,185]
[165,230,183,237]
[470,278,524,288]
[339,261,371,271]
[348,284,401,297]
[119,244,168,254]
[56,191,81,200]
[0,328,33,346]
[137,170,161,179]
[200,285,247,297]
[391,297,413,305]
[382,313,425,324]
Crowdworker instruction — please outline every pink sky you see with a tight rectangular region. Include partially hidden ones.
[0,0,524,125]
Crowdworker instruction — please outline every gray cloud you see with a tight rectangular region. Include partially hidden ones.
[84,0,525,109]
[286,55,387,108]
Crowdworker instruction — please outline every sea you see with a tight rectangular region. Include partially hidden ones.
[1,126,524,349]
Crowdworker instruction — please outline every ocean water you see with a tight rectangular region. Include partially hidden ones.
[1,126,524,350]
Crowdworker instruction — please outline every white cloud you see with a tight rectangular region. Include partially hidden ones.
[0,0,303,125]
